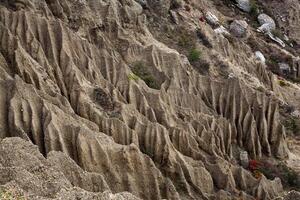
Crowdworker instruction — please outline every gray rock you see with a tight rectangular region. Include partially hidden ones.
[236,0,251,12]
[279,63,290,75]
[205,11,219,26]
[257,14,276,33]
[170,10,179,24]
[230,20,248,38]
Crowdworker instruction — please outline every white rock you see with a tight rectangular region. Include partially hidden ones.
[283,34,289,41]
[257,23,274,33]
[229,20,248,38]
[267,32,286,47]
[255,51,266,64]
[291,110,300,118]
[228,73,235,79]
[239,151,249,168]
[257,14,276,33]
[214,26,230,36]
[205,11,219,26]
[236,0,251,12]
[258,14,275,26]
[256,14,286,47]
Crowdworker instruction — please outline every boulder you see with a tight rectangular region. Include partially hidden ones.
[205,11,219,27]
[214,25,230,36]
[256,14,286,46]
[230,20,248,38]
[255,51,266,64]
[257,14,276,33]
[236,0,251,12]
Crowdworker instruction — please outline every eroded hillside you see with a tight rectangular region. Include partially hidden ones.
[0,0,299,199]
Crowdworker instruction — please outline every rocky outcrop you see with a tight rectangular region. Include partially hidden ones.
[257,14,276,33]
[257,0,300,51]
[0,0,298,199]
[0,137,141,199]
[236,0,251,12]
[230,20,248,38]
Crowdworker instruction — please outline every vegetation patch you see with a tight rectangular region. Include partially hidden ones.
[258,161,300,190]
[128,72,139,81]
[278,79,289,87]
[249,0,259,17]
[188,48,201,63]
[256,86,264,92]
[0,188,26,200]
[192,59,210,75]
[131,61,160,89]
[283,117,300,136]
[272,29,285,40]
[269,57,279,65]
[93,88,114,111]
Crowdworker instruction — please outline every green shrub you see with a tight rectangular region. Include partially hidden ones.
[131,62,160,89]
[188,48,201,63]
[128,72,139,81]
[268,57,278,66]
[249,0,259,17]
[278,80,289,87]
[256,86,264,92]
[272,29,284,40]
[259,161,300,190]
[278,163,300,189]
[284,117,300,136]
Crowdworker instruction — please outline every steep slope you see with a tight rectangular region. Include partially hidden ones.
[0,0,299,199]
